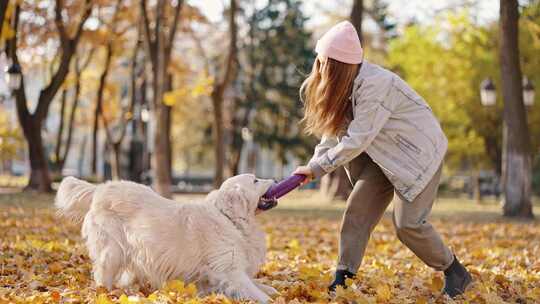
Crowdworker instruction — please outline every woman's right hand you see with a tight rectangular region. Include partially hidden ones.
[293,165,314,186]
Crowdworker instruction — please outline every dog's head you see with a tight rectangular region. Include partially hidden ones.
[209,174,275,227]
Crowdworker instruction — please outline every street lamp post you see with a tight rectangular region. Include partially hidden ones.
[523,77,535,107]
[480,76,536,106]
[3,62,22,127]
[5,62,22,92]
[480,78,497,106]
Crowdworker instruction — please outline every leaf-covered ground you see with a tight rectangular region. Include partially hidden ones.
[1,192,539,303]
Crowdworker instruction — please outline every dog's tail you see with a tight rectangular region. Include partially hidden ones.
[55,176,97,223]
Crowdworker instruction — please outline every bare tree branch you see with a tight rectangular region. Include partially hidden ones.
[154,0,164,57]
[214,0,238,97]
[139,0,157,67]
[6,4,31,121]
[54,0,68,43]
[61,49,95,165]
[36,0,93,120]
[164,0,184,66]
[211,0,238,186]
[73,0,92,44]
[101,0,132,146]
[54,88,68,166]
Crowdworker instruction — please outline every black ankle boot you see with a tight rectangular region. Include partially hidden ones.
[328,269,355,292]
[443,256,472,298]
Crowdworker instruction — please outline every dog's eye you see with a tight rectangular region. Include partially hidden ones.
[254,179,258,184]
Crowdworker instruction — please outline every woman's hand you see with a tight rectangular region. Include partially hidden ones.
[293,165,314,186]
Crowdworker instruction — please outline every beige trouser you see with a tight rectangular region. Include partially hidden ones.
[337,154,453,273]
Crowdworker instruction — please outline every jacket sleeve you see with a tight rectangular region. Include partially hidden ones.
[309,79,395,179]
[307,135,338,178]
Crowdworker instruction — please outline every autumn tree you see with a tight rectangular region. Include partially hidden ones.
[140,0,183,197]
[521,2,540,196]
[499,0,533,218]
[208,0,238,187]
[6,0,93,191]
[387,6,539,211]
[90,0,138,181]
[350,0,363,43]
[228,0,314,179]
[51,50,95,177]
[90,0,131,178]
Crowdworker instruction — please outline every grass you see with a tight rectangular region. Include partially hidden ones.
[267,190,540,223]
[0,189,538,222]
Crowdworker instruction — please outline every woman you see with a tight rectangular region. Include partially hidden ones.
[294,21,471,298]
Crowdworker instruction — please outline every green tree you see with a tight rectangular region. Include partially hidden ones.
[388,13,501,174]
[387,8,540,206]
[140,0,184,197]
[521,1,540,196]
[7,0,93,191]
[230,0,315,177]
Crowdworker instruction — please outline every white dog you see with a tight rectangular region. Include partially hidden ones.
[55,174,278,303]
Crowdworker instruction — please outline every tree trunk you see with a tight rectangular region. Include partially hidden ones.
[152,103,172,197]
[91,102,99,175]
[91,43,113,177]
[150,2,172,198]
[61,66,83,172]
[228,149,242,176]
[484,135,502,176]
[129,73,146,182]
[52,89,68,177]
[212,94,225,187]
[320,167,351,201]
[7,2,90,192]
[164,74,173,182]
[129,139,144,182]
[499,0,533,218]
[140,0,181,197]
[473,171,482,204]
[128,41,144,182]
[111,143,122,180]
[165,105,173,180]
[211,0,237,188]
[349,0,363,43]
[0,1,9,44]
[25,119,52,192]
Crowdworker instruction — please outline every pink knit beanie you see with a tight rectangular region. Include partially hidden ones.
[315,21,363,64]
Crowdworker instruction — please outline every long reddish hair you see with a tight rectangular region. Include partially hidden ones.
[300,56,360,137]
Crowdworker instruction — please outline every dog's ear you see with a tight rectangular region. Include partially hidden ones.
[213,187,252,229]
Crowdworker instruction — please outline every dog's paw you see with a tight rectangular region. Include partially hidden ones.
[262,285,279,296]
[255,282,279,296]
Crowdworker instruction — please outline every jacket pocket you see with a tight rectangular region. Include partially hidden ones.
[395,134,421,155]
[392,132,434,173]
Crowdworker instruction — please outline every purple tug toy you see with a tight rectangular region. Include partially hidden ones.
[257,174,307,211]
